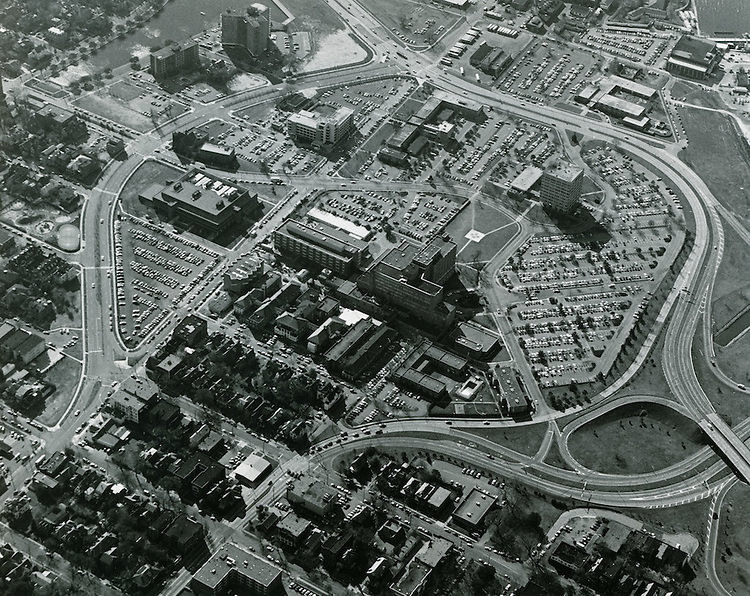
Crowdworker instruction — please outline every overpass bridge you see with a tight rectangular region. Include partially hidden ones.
[700,413,750,483]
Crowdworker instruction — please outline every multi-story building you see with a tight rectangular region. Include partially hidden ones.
[273,219,369,275]
[221,4,271,57]
[150,39,200,79]
[357,238,456,328]
[190,544,283,596]
[139,169,259,235]
[540,162,584,213]
[287,106,354,148]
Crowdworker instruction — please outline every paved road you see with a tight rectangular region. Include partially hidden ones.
[5,3,746,591]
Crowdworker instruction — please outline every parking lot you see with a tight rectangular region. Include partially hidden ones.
[113,214,223,347]
[580,27,675,67]
[194,118,322,176]
[320,76,417,158]
[495,39,603,105]
[301,188,465,253]
[358,0,460,49]
[446,112,559,187]
[74,77,190,133]
[495,143,685,387]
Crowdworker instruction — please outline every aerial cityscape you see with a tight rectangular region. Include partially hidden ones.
[0,0,749,594]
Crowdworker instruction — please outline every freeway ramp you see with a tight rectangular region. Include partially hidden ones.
[700,413,750,483]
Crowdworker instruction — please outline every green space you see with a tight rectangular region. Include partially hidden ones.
[284,0,345,36]
[711,218,750,333]
[622,498,709,540]
[118,160,183,218]
[610,324,675,402]
[671,80,727,110]
[464,422,548,457]
[692,325,750,420]
[716,327,750,386]
[716,483,750,594]
[543,442,575,471]
[678,108,750,235]
[446,200,519,264]
[37,357,83,426]
[567,403,705,474]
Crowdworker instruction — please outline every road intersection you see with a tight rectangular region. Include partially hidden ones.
[2,3,748,594]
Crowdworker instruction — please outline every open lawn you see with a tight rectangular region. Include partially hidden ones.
[284,0,345,36]
[610,323,675,402]
[621,498,709,539]
[693,325,750,420]
[716,482,750,594]
[446,200,518,264]
[567,403,706,474]
[119,160,183,218]
[543,442,575,471]
[711,218,750,333]
[678,108,750,235]
[671,79,727,110]
[37,357,82,426]
[464,422,548,457]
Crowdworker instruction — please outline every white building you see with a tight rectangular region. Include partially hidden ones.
[287,106,354,147]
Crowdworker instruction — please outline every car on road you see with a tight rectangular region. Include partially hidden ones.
[74,410,80,416]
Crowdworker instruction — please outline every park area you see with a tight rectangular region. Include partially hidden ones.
[445,199,519,266]
[567,402,706,474]
[678,107,750,237]
[465,422,548,457]
[717,482,750,595]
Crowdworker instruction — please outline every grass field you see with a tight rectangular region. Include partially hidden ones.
[678,108,750,235]
[284,0,345,36]
[693,325,750,420]
[38,357,83,426]
[464,422,548,457]
[716,482,750,593]
[711,218,750,332]
[622,498,709,538]
[610,323,675,402]
[543,441,575,471]
[446,200,519,264]
[671,79,727,110]
[567,403,705,474]
[119,160,183,217]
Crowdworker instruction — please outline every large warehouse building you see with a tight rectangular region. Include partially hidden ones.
[666,35,721,80]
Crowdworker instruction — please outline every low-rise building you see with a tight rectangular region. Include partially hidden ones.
[287,477,335,517]
[451,488,496,531]
[190,543,283,596]
[324,317,396,381]
[276,512,312,547]
[234,453,272,489]
[139,169,260,236]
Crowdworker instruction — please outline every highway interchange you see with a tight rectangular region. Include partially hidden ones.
[2,1,749,594]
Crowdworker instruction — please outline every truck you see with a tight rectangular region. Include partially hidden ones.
[460,66,465,76]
